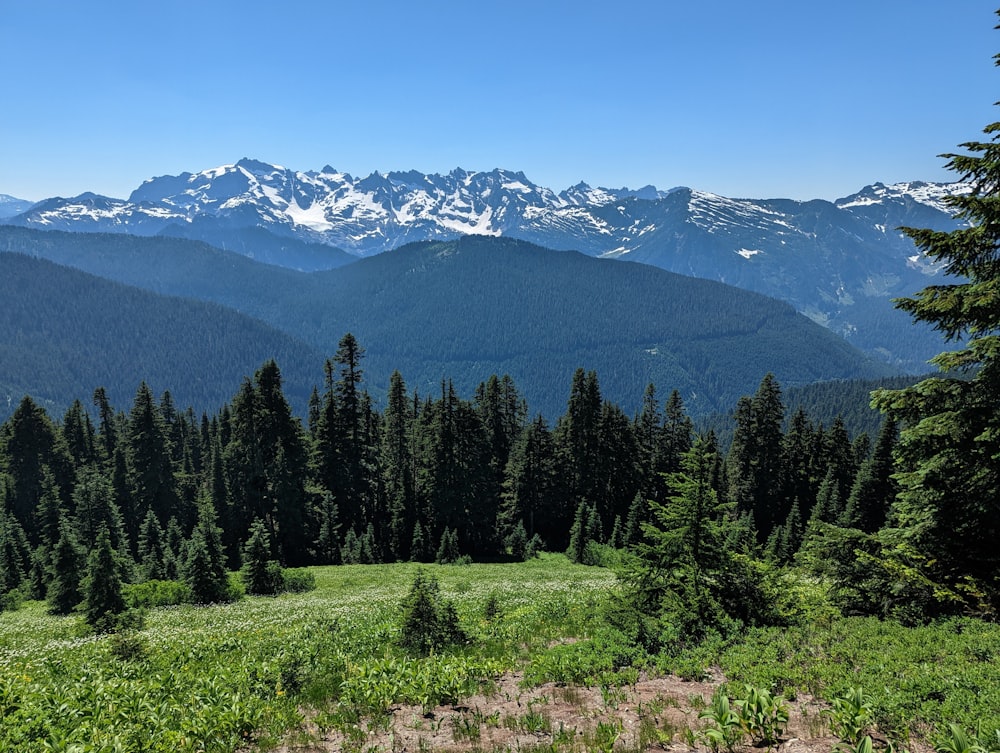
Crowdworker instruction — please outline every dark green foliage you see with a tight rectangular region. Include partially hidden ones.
[182,505,232,604]
[842,419,898,533]
[48,521,84,614]
[0,251,322,419]
[126,382,181,531]
[81,527,127,632]
[396,570,467,655]
[137,508,169,581]
[870,36,1000,616]
[499,414,561,546]
[435,527,460,565]
[410,521,430,563]
[566,502,590,564]
[727,374,786,541]
[224,361,310,566]
[0,395,74,544]
[240,518,281,596]
[627,436,756,644]
[504,520,529,560]
[0,230,893,421]
[0,511,29,594]
[314,492,342,565]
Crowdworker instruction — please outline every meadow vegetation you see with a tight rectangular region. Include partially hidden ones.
[2,555,1000,752]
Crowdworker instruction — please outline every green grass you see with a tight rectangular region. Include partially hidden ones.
[0,555,614,752]
[4,556,1000,751]
[661,615,1000,743]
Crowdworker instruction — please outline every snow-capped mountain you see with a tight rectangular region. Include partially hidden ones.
[0,194,36,219]
[2,160,968,369]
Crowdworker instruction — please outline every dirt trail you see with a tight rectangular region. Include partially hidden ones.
[269,670,930,753]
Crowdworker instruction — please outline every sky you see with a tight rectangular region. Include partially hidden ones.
[2,1,998,202]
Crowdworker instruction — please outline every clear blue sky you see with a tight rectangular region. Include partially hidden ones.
[2,1,997,202]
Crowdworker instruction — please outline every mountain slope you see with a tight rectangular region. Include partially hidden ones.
[289,236,894,414]
[3,161,962,369]
[0,229,894,417]
[0,253,324,419]
[0,194,34,219]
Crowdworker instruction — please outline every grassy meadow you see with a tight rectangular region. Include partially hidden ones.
[2,555,1000,752]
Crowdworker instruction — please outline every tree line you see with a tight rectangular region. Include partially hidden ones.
[0,333,915,619]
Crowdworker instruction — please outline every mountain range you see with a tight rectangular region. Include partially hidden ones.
[2,160,965,370]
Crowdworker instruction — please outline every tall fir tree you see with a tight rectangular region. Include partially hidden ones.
[871,30,1000,611]
[126,382,180,529]
[726,374,785,541]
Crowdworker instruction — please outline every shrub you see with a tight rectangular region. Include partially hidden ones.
[397,569,467,655]
[124,579,192,608]
[281,568,316,593]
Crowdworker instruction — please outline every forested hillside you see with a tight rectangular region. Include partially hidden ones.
[0,229,894,417]
[0,253,323,417]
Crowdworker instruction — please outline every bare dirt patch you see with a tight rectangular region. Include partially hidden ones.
[267,669,934,753]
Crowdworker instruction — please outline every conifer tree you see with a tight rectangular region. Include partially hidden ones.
[1,396,74,544]
[126,382,179,528]
[435,527,460,564]
[726,374,785,540]
[630,435,734,641]
[382,370,413,561]
[81,526,126,631]
[315,492,342,565]
[842,419,898,533]
[411,520,430,563]
[92,386,119,466]
[182,503,230,603]
[0,512,29,593]
[566,501,589,564]
[241,518,280,595]
[871,33,1000,610]
[499,414,562,545]
[62,399,97,470]
[48,521,84,614]
[137,508,168,581]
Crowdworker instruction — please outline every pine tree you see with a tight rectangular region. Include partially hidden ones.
[382,370,413,561]
[0,512,29,593]
[137,508,168,581]
[842,419,898,533]
[62,399,97,470]
[410,520,430,563]
[241,518,280,595]
[435,527,460,564]
[871,33,1000,610]
[48,521,84,614]
[1,396,75,545]
[315,492,342,565]
[629,436,735,642]
[726,375,785,541]
[81,526,126,631]
[182,503,231,604]
[315,333,370,533]
[126,382,179,528]
[566,501,589,564]
[498,414,563,546]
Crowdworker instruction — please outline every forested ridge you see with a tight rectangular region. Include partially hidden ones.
[0,229,893,418]
[0,253,324,416]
